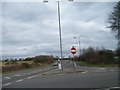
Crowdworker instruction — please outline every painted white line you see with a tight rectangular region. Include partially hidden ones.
[4,77,11,79]
[2,83,11,86]
[99,68,106,69]
[16,79,23,82]
[110,87,120,88]
[37,70,41,71]
[27,76,33,79]
[14,74,21,76]
[25,72,35,75]
[25,70,41,75]
[31,71,37,73]
[110,70,115,71]
[108,87,120,90]
[27,75,39,79]
[26,73,31,75]
[82,71,88,73]
[58,74,63,75]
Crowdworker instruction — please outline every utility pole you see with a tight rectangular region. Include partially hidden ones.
[43,0,74,71]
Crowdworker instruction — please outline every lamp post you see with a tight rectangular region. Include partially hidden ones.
[57,1,63,71]
[73,35,82,60]
[43,0,74,71]
[78,36,82,56]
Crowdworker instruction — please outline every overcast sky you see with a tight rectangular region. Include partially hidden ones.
[1,0,119,59]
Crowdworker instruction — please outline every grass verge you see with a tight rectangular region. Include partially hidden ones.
[2,63,51,74]
[77,61,118,67]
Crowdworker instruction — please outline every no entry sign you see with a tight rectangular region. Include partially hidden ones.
[71,47,76,54]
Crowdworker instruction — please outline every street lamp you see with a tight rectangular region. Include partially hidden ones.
[78,36,82,56]
[73,35,82,58]
[57,1,63,71]
[43,0,48,3]
[43,0,74,71]
[68,0,74,2]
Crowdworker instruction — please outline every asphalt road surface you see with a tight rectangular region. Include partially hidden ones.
[2,60,119,89]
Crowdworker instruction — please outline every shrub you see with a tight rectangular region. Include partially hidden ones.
[33,55,54,64]
[21,63,31,68]
[4,62,10,65]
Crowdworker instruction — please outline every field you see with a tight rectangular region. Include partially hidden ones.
[0,62,2,66]
[2,61,45,73]
[2,61,34,66]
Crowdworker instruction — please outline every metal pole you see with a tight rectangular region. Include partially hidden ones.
[57,1,63,71]
[118,27,120,49]
[78,36,80,55]
[79,36,82,62]
[73,54,75,71]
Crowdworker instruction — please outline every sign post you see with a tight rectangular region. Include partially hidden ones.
[71,47,76,71]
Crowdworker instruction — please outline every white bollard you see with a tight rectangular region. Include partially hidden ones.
[74,63,76,67]
[58,63,62,69]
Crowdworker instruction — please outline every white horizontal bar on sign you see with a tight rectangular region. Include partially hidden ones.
[71,50,76,52]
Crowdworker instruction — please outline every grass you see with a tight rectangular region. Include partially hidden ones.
[77,61,118,67]
[2,61,52,74]
[2,63,50,74]
[0,61,2,66]
[2,61,33,66]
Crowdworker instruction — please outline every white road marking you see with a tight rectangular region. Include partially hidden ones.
[82,71,88,73]
[26,72,37,75]
[2,83,11,86]
[4,77,11,79]
[27,75,39,79]
[25,70,42,75]
[37,70,41,71]
[108,87,120,90]
[25,73,31,75]
[14,74,21,76]
[27,76,33,79]
[4,69,43,78]
[58,74,63,75]
[31,71,38,73]
[111,87,120,88]
[99,68,106,69]
[16,79,23,82]
[110,70,115,71]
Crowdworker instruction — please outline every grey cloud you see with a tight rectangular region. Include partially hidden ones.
[2,2,57,23]
[60,2,116,23]
[2,2,117,58]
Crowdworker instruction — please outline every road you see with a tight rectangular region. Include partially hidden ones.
[2,60,119,89]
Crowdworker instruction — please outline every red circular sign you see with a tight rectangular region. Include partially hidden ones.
[71,47,76,54]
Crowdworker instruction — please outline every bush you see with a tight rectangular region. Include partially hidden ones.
[79,47,116,64]
[2,55,54,73]
[21,63,31,68]
[33,55,54,64]
[4,62,10,65]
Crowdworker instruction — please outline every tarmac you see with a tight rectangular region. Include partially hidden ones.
[41,66,86,76]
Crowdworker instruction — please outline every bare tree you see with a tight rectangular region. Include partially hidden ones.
[108,1,120,49]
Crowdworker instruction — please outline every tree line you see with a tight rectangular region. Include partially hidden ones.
[3,55,54,64]
[2,55,54,73]
[76,47,118,64]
